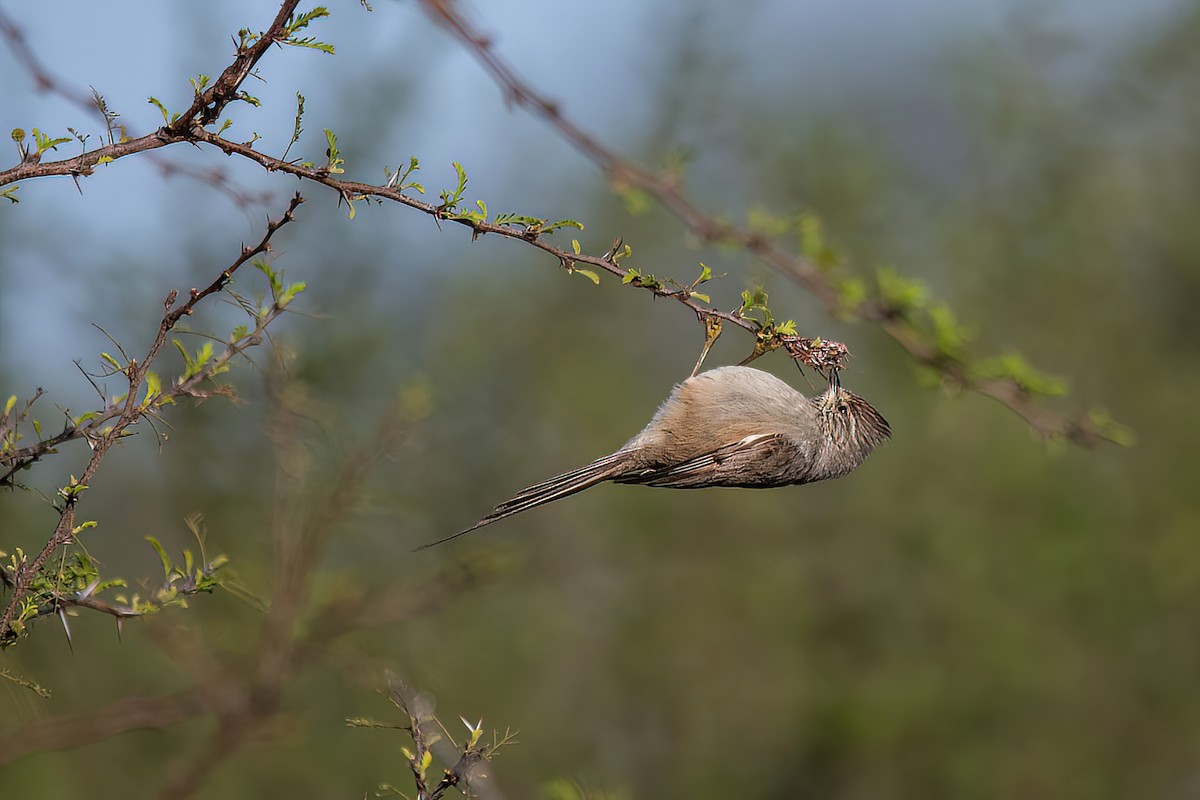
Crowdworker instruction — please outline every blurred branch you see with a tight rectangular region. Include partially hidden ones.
[415,0,1120,446]
[0,689,207,765]
[346,674,513,799]
[0,194,305,646]
[0,384,497,791]
[153,374,421,800]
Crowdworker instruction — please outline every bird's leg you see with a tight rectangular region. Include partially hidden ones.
[691,315,724,377]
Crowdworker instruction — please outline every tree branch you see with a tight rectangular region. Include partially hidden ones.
[414,0,1119,445]
[0,194,305,644]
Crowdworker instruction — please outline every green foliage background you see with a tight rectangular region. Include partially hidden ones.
[2,2,1199,798]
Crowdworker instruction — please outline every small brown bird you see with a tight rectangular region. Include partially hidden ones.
[422,365,889,548]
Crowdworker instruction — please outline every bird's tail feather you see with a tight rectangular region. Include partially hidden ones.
[414,451,630,550]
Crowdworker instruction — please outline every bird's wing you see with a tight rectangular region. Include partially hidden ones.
[617,433,800,489]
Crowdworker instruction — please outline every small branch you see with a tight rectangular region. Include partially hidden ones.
[166,0,304,132]
[169,192,305,325]
[0,196,304,644]
[414,0,1115,445]
[0,689,207,765]
[0,4,288,208]
[190,129,844,363]
[0,195,303,487]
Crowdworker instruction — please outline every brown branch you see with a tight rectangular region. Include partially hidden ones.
[0,4,288,209]
[190,128,845,367]
[0,1,847,384]
[0,195,304,644]
[3,0,1114,445]
[414,0,1115,446]
[0,689,208,765]
[0,10,94,106]
[0,194,304,487]
[166,0,303,132]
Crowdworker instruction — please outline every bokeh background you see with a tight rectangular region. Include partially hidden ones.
[2,0,1199,797]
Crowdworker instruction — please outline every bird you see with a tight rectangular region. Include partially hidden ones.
[420,365,889,548]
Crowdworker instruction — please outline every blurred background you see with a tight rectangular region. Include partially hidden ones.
[2,0,1199,797]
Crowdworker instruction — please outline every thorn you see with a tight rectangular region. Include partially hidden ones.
[58,607,74,653]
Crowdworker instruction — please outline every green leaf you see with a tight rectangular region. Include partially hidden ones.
[439,161,469,210]
[145,371,162,402]
[284,7,335,53]
[255,259,284,301]
[928,302,972,359]
[193,342,213,371]
[747,206,790,237]
[147,97,171,124]
[574,268,600,285]
[172,339,196,376]
[31,128,71,154]
[100,352,123,371]
[4,395,15,416]
[279,281,307,308]
[972,352,1067,397]
[452,161,467,195]
[495,213,544,227]
[1088,408,1136,446]
[738,287,774,328]
[798,212,839,269]
[323,129,344,174]
[876,267,928,314]
[617,186,650,215]
[146,536,172,581]
[689,292,710,303]
[542,219,584,234]
[835,277,867,312]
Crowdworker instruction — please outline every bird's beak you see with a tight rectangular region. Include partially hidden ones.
[828,369,842,391]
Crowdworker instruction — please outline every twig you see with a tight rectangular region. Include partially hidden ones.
[0,689,208,765]
[414,0,1114,445]
[0,4,285,209]
[0,195,304,643]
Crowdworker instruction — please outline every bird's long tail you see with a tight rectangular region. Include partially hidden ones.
[415,451,631,550]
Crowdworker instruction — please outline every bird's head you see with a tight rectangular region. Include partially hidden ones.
[811,375,891,478]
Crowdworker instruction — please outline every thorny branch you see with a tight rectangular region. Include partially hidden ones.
[0,8,271,209]
[0,192,305,488]
[415,0,1116,445]
[0,194,305,645]
[1,0,1119,451]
